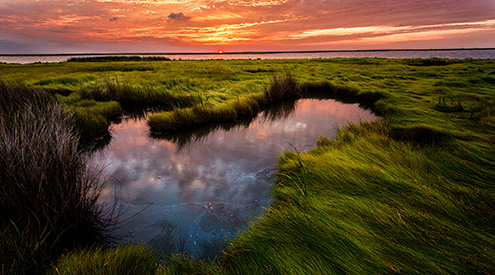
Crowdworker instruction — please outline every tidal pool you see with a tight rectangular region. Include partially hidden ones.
[91,98,379,259]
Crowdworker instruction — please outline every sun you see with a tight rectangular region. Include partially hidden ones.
[217,50,224,54]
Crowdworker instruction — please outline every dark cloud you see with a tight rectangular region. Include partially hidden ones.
[168,12,190,21]
[110,17,119,22]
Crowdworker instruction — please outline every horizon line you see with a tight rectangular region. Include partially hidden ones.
[1,47,494,56]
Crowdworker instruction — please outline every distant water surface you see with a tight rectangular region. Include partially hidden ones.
[1,49,494,64]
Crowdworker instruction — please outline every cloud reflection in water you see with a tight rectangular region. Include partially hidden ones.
[91,98,378,259]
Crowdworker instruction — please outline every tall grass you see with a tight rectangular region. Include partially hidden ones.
[219,121,495,274]
[50,244,159,275]
[263,72,303,102]
[50,245,222,275]
[79,78,197,108]
[80,78,120,102]
[148,93,264,132]
[0,81,109,274]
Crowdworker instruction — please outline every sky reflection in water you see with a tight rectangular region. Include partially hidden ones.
[91,98,378,259]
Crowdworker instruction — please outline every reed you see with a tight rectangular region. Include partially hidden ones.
[0,81,109,274]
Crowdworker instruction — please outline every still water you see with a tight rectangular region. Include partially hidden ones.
[2,49,494,64]
[91,98,378,259]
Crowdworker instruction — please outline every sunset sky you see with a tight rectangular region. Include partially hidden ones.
[1,0,494,54]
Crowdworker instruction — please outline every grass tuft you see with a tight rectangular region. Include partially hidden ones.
[0,81,109,274]
[263,72,303,102]
[80,78,120,102]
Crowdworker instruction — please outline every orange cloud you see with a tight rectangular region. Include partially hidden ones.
[288,20,495,40]
[192,12,243,22]
[171,20,286,44]
[0,0,494,53]
[230,0,290,7]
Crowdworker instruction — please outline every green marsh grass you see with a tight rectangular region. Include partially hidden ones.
[69,100,122,139]
[147,73,374,133]
[147,93,264,132]
[78,78,197,108]
[1,58,494,274]
[50,244,159,275]
[218,120,495,274]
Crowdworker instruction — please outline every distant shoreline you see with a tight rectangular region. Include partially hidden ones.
[1,48,494,57]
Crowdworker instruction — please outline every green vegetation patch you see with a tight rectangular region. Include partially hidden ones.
[50,244,159,275]
[1,58,494,274]
[67,55,171,62]
[404,57,461,66]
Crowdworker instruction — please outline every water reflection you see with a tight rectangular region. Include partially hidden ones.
[151,99,298,151]
[91,98,378,259]
[151,119,253,152]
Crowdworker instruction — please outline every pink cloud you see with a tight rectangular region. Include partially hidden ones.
[0,0,493,53]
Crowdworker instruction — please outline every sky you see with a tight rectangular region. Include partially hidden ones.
[0,0,494,54]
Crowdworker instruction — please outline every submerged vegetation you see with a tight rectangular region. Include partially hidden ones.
[0,57,494,274]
